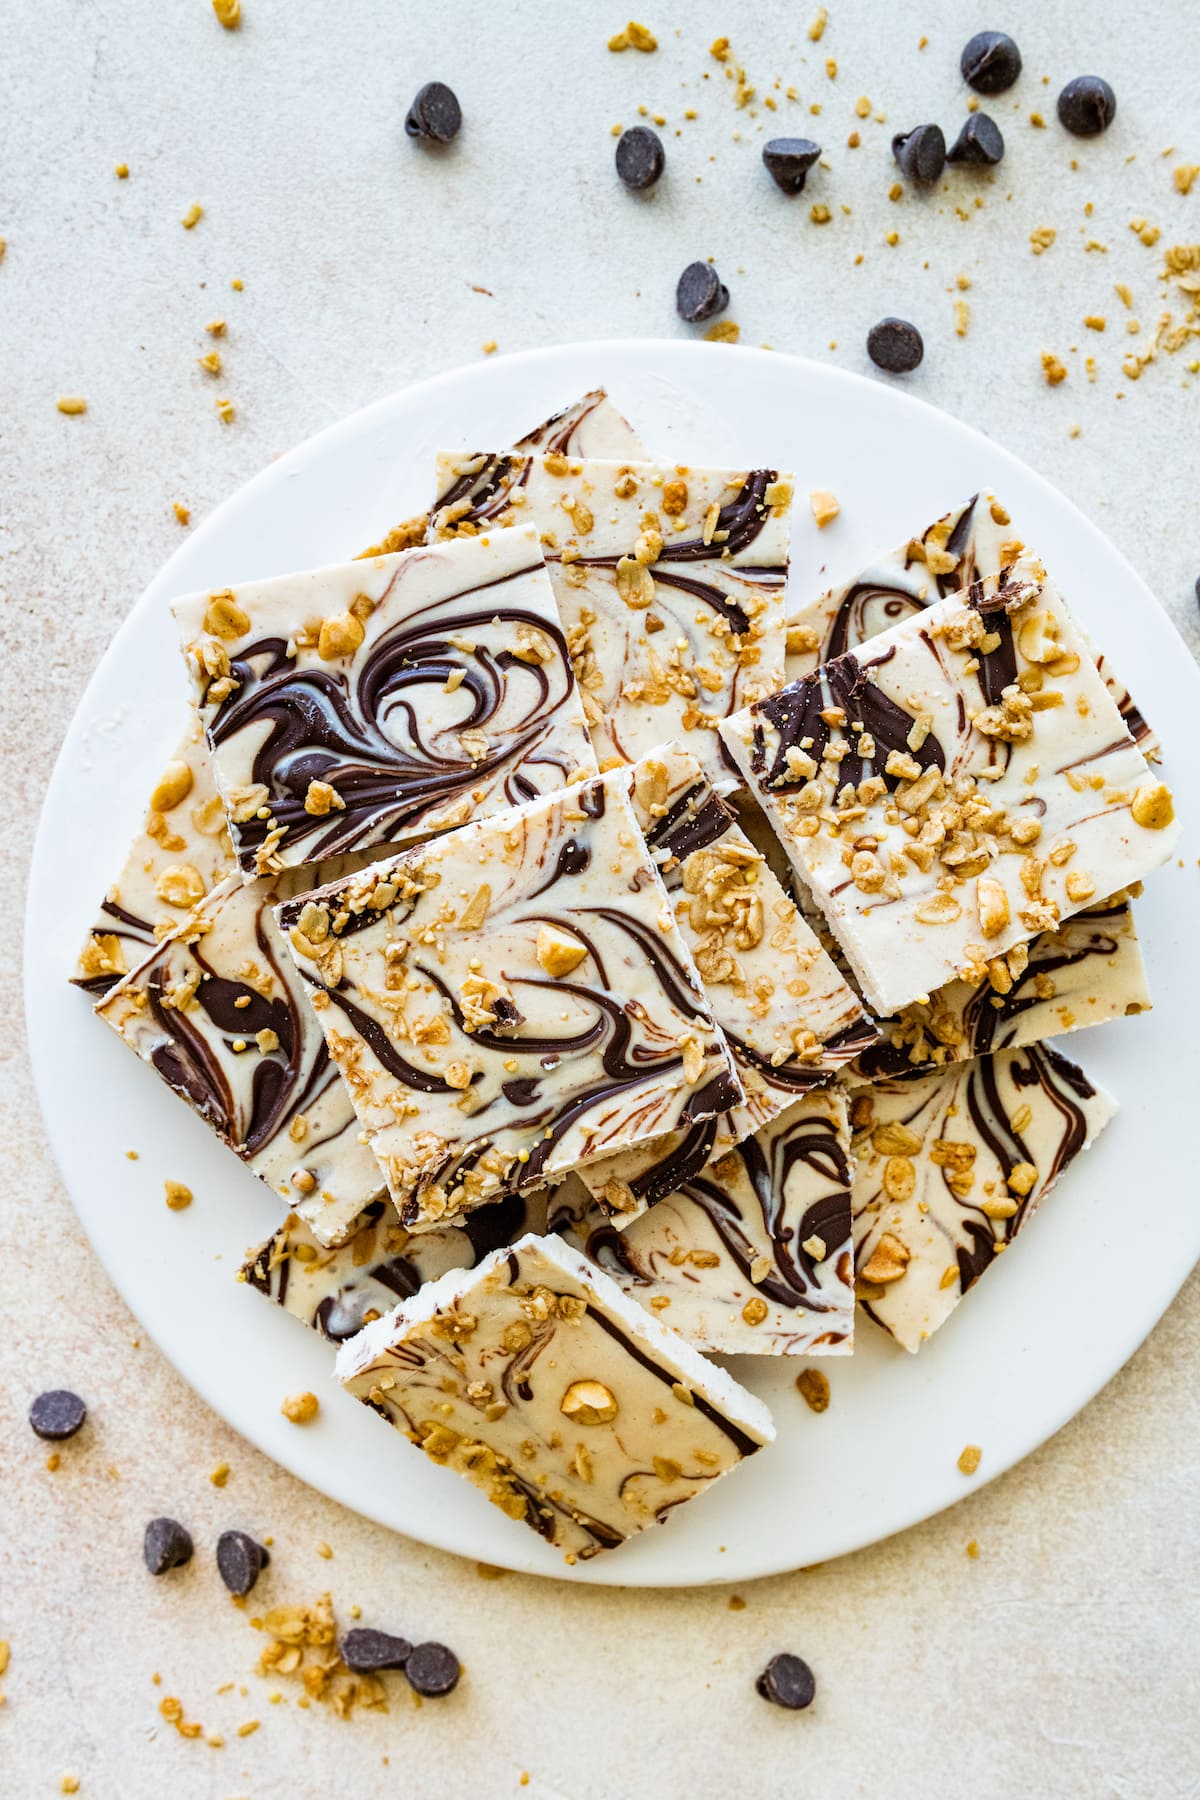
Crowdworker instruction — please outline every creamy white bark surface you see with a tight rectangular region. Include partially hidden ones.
[851,1043,1117,1353]
[510,387,647,460]
[242,1190,548,1341]
[722,556,1179,1016]
[357,389,650,561]
[276,769,744,1233]
[429,454,792,790]
[72,708,235,996]
[173,525,596,879]
[97,861,384,1245]
[851,891,1150,1080]
[569,1088,855,1356]
[784,489,1157,760]
[576,743,875,1218]
[336,1231,774,1562]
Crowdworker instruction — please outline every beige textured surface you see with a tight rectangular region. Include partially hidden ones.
[2,1,1198,1795]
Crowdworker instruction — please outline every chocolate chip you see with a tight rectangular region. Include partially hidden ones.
[405,81,462,144]
[340,1627,413,1673]
[867,317,924,374]
[960,30,1022,95]
[756,1652,816,1711]
[946,113,1005,166]
[1057,76,1117,138]
[405,1641,460,1697]
[143,1517,194,1576]
[215,1529,269,1597]
[761,137,822,195]
[676,261,729,324]
[892,123,946,187]
[615,125,665,191]
[29,1389,87,1441]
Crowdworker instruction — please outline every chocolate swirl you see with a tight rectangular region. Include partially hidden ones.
[749,649,947,794]
[210,575,583,874]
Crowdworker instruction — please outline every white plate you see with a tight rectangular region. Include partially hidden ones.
[26,341,1200,1588]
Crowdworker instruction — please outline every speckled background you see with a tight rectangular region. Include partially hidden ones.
[2,2,1198,1795]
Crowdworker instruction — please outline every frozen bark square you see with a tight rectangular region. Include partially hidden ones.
[276,768,744,1232]
[173,525,596,879]
[722,552,1178,1016]
[336,1231,774,1561]
[430,453,793,789]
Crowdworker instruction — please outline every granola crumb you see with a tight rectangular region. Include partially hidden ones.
[212,0,242,25]
[1041,351,1068,386]
[173,501,191,526]
[796,1369,831,1414]
[181,203,204,230]
[1029,226,1056,256]
[115,162,129,178]
[481,339,497,355]
[965,1539,981,1559]
[56,396,87,415]
[703,319,740,342]
[231,277,244,290]
[210,1461,231,1487]
[807,7,827,40]
[281,1391,319,1425]
[1174,165,1199,195]
[216,397,236,423]
[1083,314,1106,331]
[198,350,222,376]
[61,1778,80,1795]
[608,21,657,52]
[954,299,970,336]
[957,1443,982,1476]
[46,1452,61,1472]
[808,488,840,528]
[728,1594,746,1610]
[164,1179,193,1211]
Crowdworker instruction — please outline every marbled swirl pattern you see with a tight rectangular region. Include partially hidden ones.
[723,556,1177,1016]
[852,893,1149,1079]
[430,454,792,789]
[277,770,744,1233]
[576,744,875,1218]
[174,526,596,878]
[852,1043,1117,1352]
[97,861,384,1246]
[572,1088,855,1356]
[243,1190,548,1340]
[784,489,1157,758]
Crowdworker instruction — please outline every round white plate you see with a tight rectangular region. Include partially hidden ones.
[26,341,1200,1588]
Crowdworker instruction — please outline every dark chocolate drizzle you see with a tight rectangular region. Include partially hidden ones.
[749,650,946,794]
[208,570,581,874]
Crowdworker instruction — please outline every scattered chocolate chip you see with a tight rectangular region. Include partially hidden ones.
[615,125,665,191]
[892,123,946,186]
[143,1517,194,1576]
[1057,76,1117,138]
[761,137,822,195]
[756,1652,816,1711]
[676,261,729,324]
[341,1627,413,1673]
[215,1529,269,1597]
[405,1640,461,1697]
[960,30,1022,95]
[867,317,924,374]
[946,113,1005,166]
[29,1389,87,1441]
[405,81,462,145]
